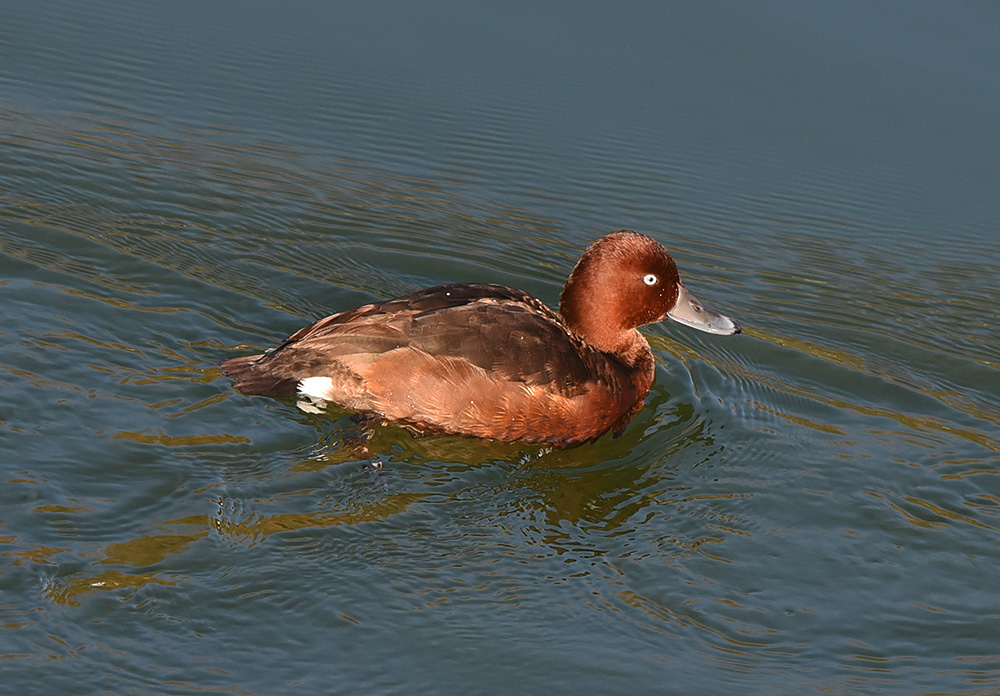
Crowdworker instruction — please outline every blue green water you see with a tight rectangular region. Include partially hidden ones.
[2,2,999,694]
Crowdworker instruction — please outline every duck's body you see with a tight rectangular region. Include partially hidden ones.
[221,231,740,448]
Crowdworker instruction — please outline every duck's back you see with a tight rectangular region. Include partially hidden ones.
[221,284,649,447]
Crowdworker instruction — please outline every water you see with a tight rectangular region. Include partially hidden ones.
[2,2,999,694]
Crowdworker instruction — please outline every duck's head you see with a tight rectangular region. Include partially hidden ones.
[560,230,741,355]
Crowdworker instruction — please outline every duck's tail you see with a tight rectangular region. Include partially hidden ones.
[220,354,299,397]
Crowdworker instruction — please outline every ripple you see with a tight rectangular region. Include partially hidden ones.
[3,12,1000,692]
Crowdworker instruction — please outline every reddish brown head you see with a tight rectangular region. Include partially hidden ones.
[560,231,740,355]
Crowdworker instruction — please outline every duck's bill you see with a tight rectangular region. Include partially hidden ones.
[666,284,742,335]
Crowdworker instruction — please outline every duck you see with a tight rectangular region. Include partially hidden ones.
[220,230,740,448]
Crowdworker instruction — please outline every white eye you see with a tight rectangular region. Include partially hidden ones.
[643,273,658,286]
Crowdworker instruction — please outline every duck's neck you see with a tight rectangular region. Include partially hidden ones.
[561,277,632,356]
[560,284,655,395]
[562,301,652,369]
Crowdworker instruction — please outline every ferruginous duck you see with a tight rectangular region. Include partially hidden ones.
[221,231,740,448]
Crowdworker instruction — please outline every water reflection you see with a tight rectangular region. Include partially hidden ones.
[212,492,428,546]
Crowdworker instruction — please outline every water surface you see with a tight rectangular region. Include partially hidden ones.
[2,2,999,695]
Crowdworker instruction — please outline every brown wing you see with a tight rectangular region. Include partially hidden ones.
[256,284,614,395]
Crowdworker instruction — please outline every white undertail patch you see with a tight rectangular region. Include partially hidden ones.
[296,376,335,414]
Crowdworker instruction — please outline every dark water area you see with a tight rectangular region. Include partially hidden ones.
[2,2,999,695]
